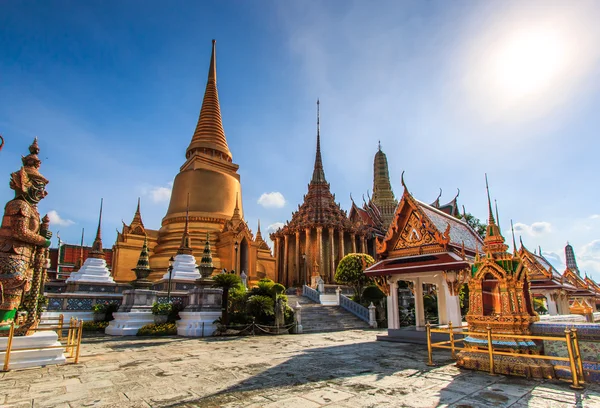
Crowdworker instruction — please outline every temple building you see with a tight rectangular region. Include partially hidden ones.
[270,102,375,286]
[110,40,275,285]
[365,174,483,331]
[561,243,599,314]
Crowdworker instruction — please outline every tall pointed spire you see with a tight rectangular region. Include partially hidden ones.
[186,39,232,161]
[511,219,518,255]
[485,174,495,226]
[494,199,500,229]
[177,194,193,255]
[74,228,85,270]
[255,219,263,241]
[482,175,508,256]
[311,99,327,184]
[131,235,153,288]
[89,199,105,259]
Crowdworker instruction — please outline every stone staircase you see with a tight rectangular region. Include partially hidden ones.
[287,294,371,333]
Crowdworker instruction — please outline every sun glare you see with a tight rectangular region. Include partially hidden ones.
[491,28,568,101]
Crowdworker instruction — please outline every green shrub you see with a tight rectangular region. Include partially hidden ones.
[91,303,107,313]
[151,302,173,315]
[82,321,109,332]
[335,253,375,303]
[137,323,177,336]
[362,286,385,304]
[168,302,185,322]
[247,295,274,324]
[284,305,295,325]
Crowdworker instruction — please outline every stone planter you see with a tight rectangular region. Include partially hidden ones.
[154,314,168,324]
[93,312,106,322]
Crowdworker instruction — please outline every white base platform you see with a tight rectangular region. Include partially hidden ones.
[65,257,115,284]
[105,311,154,336]
[41,311,94,324]
[162,254,200,281]
[0,331,66,370]
[177,311,221,337]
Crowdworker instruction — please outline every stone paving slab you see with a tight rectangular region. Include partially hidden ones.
[1,330,599,407]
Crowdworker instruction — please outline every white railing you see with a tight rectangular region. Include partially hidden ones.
[339,294,369,323]
[303,285,320,303]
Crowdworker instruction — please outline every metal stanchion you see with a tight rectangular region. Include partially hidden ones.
[571,328,585,384]
[2,322,15,372]
[426,322,434,366]
[565,329,583,389]
[486,325,495,375]
[57,314,64,341]
[448,321,456,359]
[74,320,83,364]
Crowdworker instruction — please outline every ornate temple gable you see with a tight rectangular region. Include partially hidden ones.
[563,268,589,290]
[376,184,451,258]
[518,246,554,280]
[585,276,600,294]
[120,198,146,238]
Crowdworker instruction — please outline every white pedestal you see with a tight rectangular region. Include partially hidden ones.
[105,311,154,336]
[41,311,94,324]
[162,254,200,281]
[0,332,66,370]
[177,311,221,337]
[66,258,115,284]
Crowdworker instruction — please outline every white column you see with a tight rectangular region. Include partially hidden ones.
[414,278,426,330]
[545,292,558,315]
[441,278,462,326]
[387,279,400,330]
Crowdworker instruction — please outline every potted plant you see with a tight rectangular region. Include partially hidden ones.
[92,303,107,322]
[151,302,172,324]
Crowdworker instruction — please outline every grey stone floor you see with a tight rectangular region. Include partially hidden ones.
[1,330,599,408]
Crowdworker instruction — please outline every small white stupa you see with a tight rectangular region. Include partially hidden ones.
[162,195,200,282]
[66,199,115,284]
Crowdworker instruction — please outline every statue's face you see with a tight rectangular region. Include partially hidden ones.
[25,179,48,204]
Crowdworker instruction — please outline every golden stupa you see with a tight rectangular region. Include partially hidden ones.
[111,40,275,284]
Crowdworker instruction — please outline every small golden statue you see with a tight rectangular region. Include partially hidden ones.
[0,138,52,335]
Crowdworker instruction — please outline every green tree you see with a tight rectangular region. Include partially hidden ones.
[334,253,375,303]
[212,273,242,326]
[458,212,487,239]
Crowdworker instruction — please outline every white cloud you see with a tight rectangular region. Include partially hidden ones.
[590,214,600,219]
[142,182,173,203]
[47,210,75,227]
[511,221,552,237]
[579,240,600,277]
[267,222,285,234]
[257,192,286,209]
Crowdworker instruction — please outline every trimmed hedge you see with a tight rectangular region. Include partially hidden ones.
[137,323,177,336]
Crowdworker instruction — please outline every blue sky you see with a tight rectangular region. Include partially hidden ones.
[1,1,599,280]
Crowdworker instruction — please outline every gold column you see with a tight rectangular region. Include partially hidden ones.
[305,227,311,283]
[283,235,289,286]
[338,230,345,258]
[360,235,366,253]
[295,230,300,285]
[274,237,280,282]
[351,233,357,253]
[316,226,323,278]
[329,227,335,282]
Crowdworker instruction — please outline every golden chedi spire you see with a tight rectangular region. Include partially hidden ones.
[371,141,397,227]
[177,194,193,255]
[89,199,105,259]
[186,39,232,162]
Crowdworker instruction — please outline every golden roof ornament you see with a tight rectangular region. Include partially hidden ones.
[88,199,105,259]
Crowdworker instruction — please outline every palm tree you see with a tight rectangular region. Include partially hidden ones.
[212,274,241,326]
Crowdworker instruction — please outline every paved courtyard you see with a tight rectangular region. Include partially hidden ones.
[1,330,599,408]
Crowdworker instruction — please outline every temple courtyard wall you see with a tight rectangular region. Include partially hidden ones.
[1,330,599,407]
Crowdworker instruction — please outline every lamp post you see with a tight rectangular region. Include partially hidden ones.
[234,240,239,274]
[167,256,174,302]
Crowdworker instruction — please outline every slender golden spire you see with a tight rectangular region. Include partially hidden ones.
[232,192,241,220]
[74,228,85,270]
[485,174,495,226]
[494,199,500,229]
[186,39,232,161]
[511,219,518,255]
[89,199,105,259]
[311,99,327,184]
[177,194,193,255]
[256,219,263,241]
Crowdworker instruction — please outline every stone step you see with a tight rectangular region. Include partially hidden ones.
[286,294,370,333]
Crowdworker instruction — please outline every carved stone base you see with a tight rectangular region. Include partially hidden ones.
[105,311,154,336]
[0,331,66,370]
[177,311,221,337]
[457,350,555,379]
